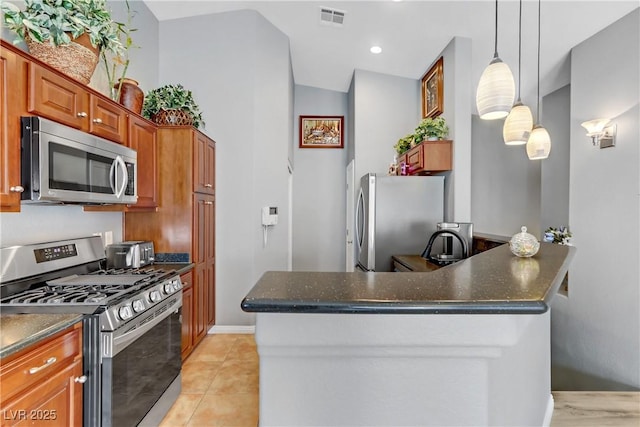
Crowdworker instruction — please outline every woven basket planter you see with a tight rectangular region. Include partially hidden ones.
[26,33,99,85]
[152,109,194,127]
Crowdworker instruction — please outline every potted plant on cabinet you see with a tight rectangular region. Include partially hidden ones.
[394,134,414,156]
[413,116,449,143]
[142,84,205,129]
[1,0,124,85]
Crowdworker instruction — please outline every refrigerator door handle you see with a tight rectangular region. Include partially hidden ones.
[355,188,364,249]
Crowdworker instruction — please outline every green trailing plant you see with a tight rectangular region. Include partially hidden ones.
[1,0,124,56]
[394,134,414,155]
[413,116,449,143]
[142,84,205,129]
[101,0,138,102]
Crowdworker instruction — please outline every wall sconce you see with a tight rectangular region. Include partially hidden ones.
[581,118,616,148]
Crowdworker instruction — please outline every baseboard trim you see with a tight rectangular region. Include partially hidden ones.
[208,325,255,334]
[542,393,554,427]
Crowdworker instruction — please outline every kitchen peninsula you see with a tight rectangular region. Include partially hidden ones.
[242,243,575,426]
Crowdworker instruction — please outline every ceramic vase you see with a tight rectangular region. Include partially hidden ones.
[114,78,144,115]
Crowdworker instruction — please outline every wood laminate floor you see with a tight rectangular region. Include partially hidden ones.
[160,334,640,427]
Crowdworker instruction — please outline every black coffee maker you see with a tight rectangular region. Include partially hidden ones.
[421,222,473,266]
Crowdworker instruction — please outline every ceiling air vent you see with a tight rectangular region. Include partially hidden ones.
[319,7,345,27]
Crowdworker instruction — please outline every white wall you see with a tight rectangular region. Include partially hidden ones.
[292,85,348,271]
[159,10,292,326]
[551,9,640,389]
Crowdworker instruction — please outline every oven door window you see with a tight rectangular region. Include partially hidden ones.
[49,142,114,194]
[102,310,182,427]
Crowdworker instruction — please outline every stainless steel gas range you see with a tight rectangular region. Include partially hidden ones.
[0,236,182,427]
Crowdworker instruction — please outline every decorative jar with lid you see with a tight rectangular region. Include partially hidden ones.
[509,226,540,257]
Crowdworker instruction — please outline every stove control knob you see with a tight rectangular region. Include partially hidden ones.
[164,283,174,294]
[118,305,133,320]
[173,279,182,290]
[132,299,145,313]
[149,290,162,303]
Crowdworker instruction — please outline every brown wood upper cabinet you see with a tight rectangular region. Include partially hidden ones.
[195,132,215,194]
[28,64,127,144]
[403,140,453,175]
[0,44,27,212]
[126,115,158,209]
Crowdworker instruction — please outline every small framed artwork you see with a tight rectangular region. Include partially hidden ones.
[299,116,344,149]
[421,57,444,119]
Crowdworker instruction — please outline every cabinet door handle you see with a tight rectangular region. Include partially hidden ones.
[77,112,88,118]
[10,185,24,193]
[74,375,87,383]
[204,184,213,188]
[92,118,103,124]
[29,356,57,374]
[204,201,213,205]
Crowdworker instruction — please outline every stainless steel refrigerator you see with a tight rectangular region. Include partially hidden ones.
[356,173,444,271]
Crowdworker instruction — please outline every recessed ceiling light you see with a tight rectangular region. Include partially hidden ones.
[370,46,382,54]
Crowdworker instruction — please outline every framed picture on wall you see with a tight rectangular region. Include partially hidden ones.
[299,116,344,149]
[421,57,444,119]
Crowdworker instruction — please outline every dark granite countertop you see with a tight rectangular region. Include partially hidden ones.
[150,262,195,276]
[0,313,84,359]
[242,243,576,315]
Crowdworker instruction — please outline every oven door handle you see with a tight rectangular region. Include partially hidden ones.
[106,297,182,358]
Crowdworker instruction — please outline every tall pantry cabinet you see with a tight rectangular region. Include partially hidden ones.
[124,126,215,360]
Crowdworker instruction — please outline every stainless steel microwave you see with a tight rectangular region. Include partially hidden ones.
[21,116,137,205]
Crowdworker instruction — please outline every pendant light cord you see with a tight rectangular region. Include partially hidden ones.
[536,0,541,122]
[517,0,522,100]
[493,0,499,56]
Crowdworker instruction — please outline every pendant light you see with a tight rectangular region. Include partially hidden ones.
[476,0,515,120]
[503,0,533,145]
[526,0,551,159]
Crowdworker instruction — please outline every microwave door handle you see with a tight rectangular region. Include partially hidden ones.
[109,158,117,195]
[114,156,128,198]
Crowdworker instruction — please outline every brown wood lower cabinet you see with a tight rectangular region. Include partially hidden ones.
[180,271,194,360]
[0,322,83,427]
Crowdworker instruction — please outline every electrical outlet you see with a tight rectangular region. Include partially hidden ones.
[104,231,113,246]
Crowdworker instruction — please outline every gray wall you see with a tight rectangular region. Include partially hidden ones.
[437,37,472,222]
[106,0,159,94]
[551,9,640,389]
[292,85,348,271]
[159,10,292,326]
[352,69,419,182]
[350,37,472,224]
[470,117,541,238]
[0,0,160,248]
[0,205,122,247]
[541,85,571,231]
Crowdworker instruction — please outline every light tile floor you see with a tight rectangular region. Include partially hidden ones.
[160,334,259,427]
[161,334,640,427]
